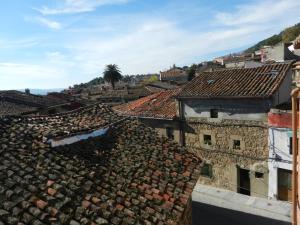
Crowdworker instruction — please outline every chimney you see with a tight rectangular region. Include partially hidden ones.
[293,61,300,87]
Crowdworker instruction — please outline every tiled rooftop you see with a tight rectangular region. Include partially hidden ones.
[0,100,37,116]
[0,91,68,108]
[0,104,200,225]
[113,89,180,120]
[177,61,293,98]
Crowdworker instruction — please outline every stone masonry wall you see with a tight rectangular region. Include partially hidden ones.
[185,118,269,198]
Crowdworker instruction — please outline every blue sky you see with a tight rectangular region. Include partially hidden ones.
[1,0,300,90]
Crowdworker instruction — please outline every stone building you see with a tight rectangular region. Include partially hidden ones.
[268,104,292,202]
[160,66,188,83]
[113,89,183,144]
[258,42,300,63]
[176,61,294,198]
[0,104,200,225]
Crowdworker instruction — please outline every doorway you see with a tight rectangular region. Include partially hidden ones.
[238,168,250,195]
[278,168,292,201]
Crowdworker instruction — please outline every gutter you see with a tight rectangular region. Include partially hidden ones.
[176,95,272,100]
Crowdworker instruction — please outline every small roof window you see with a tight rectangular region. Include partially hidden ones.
[207,80,215,85]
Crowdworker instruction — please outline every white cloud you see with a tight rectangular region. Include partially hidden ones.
[0,62,69,89]
[215,0,300,26]
[66,20,264,75]
[0,38,39,49]
[34,17,62,29]
[35,0,130,15]
[3,0,300,90]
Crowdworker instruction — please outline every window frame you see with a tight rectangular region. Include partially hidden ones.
[201,163,213,178]
[210,109,218,118]
[203,134,212,146]
[255,172,264,179]
[233,139,241,150]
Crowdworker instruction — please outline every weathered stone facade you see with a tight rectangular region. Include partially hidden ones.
[185,118,269,198]
[140,118,181,144]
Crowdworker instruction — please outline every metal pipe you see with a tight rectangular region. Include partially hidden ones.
[291,88,300,225]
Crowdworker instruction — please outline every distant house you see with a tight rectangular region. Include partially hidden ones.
[196,61,224,73]
[113,89,182,143]
[160,65,188,82]
[268,104,292,202]
[176,61,293,197]
[222,53,262,68]
[144,81,179,94]
[258,42,300,62]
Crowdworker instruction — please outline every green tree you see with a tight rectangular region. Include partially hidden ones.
[103,64,122,89]
[282,26,300,43]
[188,64,198,81]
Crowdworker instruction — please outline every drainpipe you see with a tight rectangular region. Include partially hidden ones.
[292,87,300,225]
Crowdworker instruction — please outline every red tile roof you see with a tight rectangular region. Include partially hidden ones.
[113,89,180,119]
[177,61,293,99]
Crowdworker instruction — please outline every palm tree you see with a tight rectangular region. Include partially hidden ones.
[103,64,122,89]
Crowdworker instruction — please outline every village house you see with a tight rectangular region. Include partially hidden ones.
[258,42,300,63]
[113,89,183,144]
[160,65,188,83]
[176,61,293,198]
[214,53,262,69]
[0,104,201,225]
[268,103,292,202]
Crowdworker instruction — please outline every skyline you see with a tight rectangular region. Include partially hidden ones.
[1,0,300,89]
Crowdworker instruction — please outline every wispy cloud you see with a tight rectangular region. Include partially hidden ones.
[2,0,300,89]
[34,17,62,29]
[35,0,130,15]
[215,0,300,26]
[0,38,39,49]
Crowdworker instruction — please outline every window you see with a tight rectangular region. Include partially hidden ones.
[255,172,264,179]
[233,140,241,150]
[201,163,213,178]
[289,137,293,155]
[210,109,218,118]
[204,135,212,145]
[166,127,174,140]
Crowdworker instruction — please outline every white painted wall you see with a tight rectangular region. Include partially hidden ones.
[184,103,267,121]
[268,127,292,200]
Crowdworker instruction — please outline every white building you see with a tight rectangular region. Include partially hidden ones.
[268,108,292,202]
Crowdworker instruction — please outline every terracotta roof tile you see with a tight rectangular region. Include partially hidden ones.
[177,61,293,98]
[0,104,200,224]
[113,89,181,119]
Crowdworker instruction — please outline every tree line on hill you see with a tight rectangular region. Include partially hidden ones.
[245,23,300,53]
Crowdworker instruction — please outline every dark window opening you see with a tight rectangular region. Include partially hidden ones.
[255,172,264,179]
[166,127,174,140]
[233,140,241,150]
[204,135,212,145]
[201,163,213,178]
[210,109,218,118]
[289,137,293,155]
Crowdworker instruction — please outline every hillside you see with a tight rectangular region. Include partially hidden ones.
[245,23,300,53]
